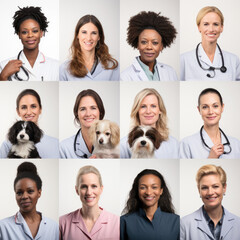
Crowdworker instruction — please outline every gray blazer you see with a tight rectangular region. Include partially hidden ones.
[180,206,240,240]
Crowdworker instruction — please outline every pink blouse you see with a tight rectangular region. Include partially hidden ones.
[59,208,120,240]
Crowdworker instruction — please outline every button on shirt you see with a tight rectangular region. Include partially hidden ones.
[202,206,224,240]
[120,207,180,240]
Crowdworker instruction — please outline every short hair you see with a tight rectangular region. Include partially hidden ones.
[198,88,223,107]
[16,89,42,110]
[130,88,169,140]
[196,6,224,26]
[122,169,175,215]
[75,165,103,189]
[127,11,177,49]
[13,6,49,34]
[196,164,227,188]
[14,162,42,190]
[73,89,105,126]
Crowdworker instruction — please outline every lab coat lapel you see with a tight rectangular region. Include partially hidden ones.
[133,58,148,81]
[220,209,234,238]
[195,208,214,240]
[202,128,214,148]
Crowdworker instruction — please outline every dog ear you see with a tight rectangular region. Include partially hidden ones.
[88,120,98,144]
[128,126,138,148]
[110,121,120,146]
[28,121,43,143]
[152,128,163,149]
[8,121,20,144]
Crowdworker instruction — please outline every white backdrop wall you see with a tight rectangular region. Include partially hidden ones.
[59,0,120,64]
[120,0,180,76]
[59,81,120,141]
[0,159,59,221]
[120,81,180,140]
[180,81,240,140]
[180,159,240,217]
[0,82,59,145]
[180,0,240,58]
[0,0,59,61]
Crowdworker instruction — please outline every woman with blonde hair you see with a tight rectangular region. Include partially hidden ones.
[120,88,179,158]
[60,15,119,81]
[181,164,240,239]
[181,6,240,81]
[59,165,119,240]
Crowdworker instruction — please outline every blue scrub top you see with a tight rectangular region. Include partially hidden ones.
[120,207,180,240]
[120,135,179,159]
[0,134,59,159]
[59,60,119,81]
[0,212,59,240]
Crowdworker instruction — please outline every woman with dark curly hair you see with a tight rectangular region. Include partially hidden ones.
[0,6,58,81]
[121,11,178,81]
[60,15,119,81]
[120,169,179,240]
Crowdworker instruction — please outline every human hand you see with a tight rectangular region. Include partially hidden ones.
[89,154,97,159]
[0,60,22,80]
[208,143,224,158]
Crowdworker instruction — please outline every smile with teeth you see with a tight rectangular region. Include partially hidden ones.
[85,196,95,202]
[84,118,95,122]
[144,196,154,201]
[24,115,35,120]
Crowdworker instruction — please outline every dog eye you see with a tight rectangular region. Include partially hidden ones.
[106,132,110,136]
[96,131,100,135]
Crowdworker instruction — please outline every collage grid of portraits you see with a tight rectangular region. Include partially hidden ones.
[0,0,240,239]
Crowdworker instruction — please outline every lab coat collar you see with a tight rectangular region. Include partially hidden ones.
[76,129,91,158]
[72,208,108,237]
[198,43,222,67]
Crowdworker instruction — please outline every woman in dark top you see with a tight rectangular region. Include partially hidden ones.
[120,169,179,240]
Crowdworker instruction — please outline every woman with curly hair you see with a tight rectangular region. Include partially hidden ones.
[120,169,179,240]
[60,15,119,81]
[121,11,178,81]
[0,6,58,81]
[120,88,179,158]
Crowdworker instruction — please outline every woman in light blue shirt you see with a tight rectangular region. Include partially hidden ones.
[0,162,58,240]
[60,15,119,81]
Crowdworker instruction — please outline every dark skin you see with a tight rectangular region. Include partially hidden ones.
[15,178,42,238]
[0,19,43,80]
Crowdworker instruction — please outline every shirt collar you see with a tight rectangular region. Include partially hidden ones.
[138,207,162,221]
[15,211,45,225]
[202,206,225,225]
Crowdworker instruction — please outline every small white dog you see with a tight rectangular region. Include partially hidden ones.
[128,126,163,158]
[89,120,120,158]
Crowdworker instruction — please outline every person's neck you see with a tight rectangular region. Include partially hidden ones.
[81,205,101,221]
[81,127,93,153]
[23,48,39,68]
[204,204,223,226]
[204,124,221,144]
[139,56,155,73]
[201,41,217,63]
[20,209,40,222]
[83,51,96,71]
[143,205,158,221]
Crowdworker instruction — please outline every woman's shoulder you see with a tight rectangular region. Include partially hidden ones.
[181,131,200,143]
[59,209,80,223]
[42,134,59,144]
[60,135,75,146]
[222,50,240,62]
[0,215,14,226]
[165,135,179,144]
[181,49,195,59]
[101,208,119,221]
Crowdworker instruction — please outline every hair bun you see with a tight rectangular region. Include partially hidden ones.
[17,162,38,176]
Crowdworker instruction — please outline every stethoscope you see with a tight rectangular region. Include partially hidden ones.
[200,126,232,154]
[74,128,93,158]
[196,43,227,78]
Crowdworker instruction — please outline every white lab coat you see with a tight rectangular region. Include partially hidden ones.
[59,60,119,81]
[60,130,92,159]
[120,57,178,81]
[0,134,59,158]
[120,135,179,159]
[0,51,59,81]
[180,128,240,159]
[181,44,240,81]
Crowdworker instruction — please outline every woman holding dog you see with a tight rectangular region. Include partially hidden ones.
[181,164,240,239]
[120,88,179,158]
[120,169,179,240]
[59,14,119,81]
[60,89,105,158]
[180,88,240,159]
[0,162,59,239]
[0,89,59,158]
[59,165,119,240]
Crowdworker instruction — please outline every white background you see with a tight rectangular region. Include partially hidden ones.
[59,81,120,141]
[0,159,59,221]
[180,159,240,217]
[59,0,120,64]
[59,158,179,216]
[120,82,180,140]
[120,0,180,76]
[180,81,240,140]
[0,82,59,145]
[180,0,240,58]
[0,0,59,61]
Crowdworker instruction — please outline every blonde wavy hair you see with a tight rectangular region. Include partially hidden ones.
[130,88,169,141]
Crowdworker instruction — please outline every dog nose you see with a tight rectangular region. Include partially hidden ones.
[20,134,25,139]
[140,140,146,146]
[99,138,104,144]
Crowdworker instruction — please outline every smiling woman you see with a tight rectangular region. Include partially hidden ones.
[0,6,58,81]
